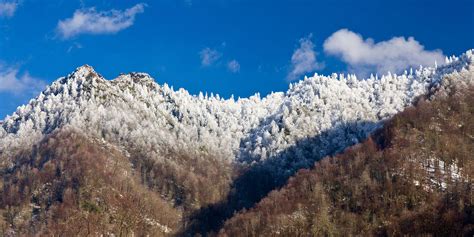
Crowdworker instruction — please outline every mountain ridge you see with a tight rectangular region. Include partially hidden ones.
[1,50,472,165]
[0,50,473,160]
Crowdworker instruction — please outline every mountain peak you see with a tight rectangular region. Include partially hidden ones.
[64,64,104,84]
[113,72,155,85]
[73,64,105,80]
[75,64,96,75]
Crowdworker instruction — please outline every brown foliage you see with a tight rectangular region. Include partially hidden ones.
[129,147,233,212]
[219,86,474,236]
[0,129,180,236]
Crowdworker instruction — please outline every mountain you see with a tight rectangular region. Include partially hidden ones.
[219,73,474,236]
[0,50,472,236]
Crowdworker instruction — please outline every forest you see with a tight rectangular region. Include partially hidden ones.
[219,81,474,236]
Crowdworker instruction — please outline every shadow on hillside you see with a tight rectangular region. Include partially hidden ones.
[180,120,378,236]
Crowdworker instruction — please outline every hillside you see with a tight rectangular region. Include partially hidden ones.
[0,129,181,235]
[219,72,474,236]
[0,50,472,236]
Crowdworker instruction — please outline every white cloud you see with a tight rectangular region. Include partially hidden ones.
[0,1,18,18]
[227,60,240,73]
[323,29,445,75]
[200,48,222,66]
[0,66,46,95]
[67,42,83,53]
[287,35,322,81]
[57,3,146,39]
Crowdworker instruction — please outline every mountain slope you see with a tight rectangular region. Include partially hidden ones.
[183,52,474,235]
[219,74,474,236]
[0,128,180,236]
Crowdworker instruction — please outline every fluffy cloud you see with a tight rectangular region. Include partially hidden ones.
[0,1,18,18]
[200,48,222,66]
[227,60,240,73]
[0,66,46,95]
[287,35,322,81]
[323,29,445,75]
[57,3,146,39]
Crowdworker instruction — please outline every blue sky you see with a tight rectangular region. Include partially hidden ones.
[0,0,473,118]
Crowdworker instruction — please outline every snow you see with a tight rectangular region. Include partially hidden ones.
[424,157,463,190]
[0,50,473,171]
